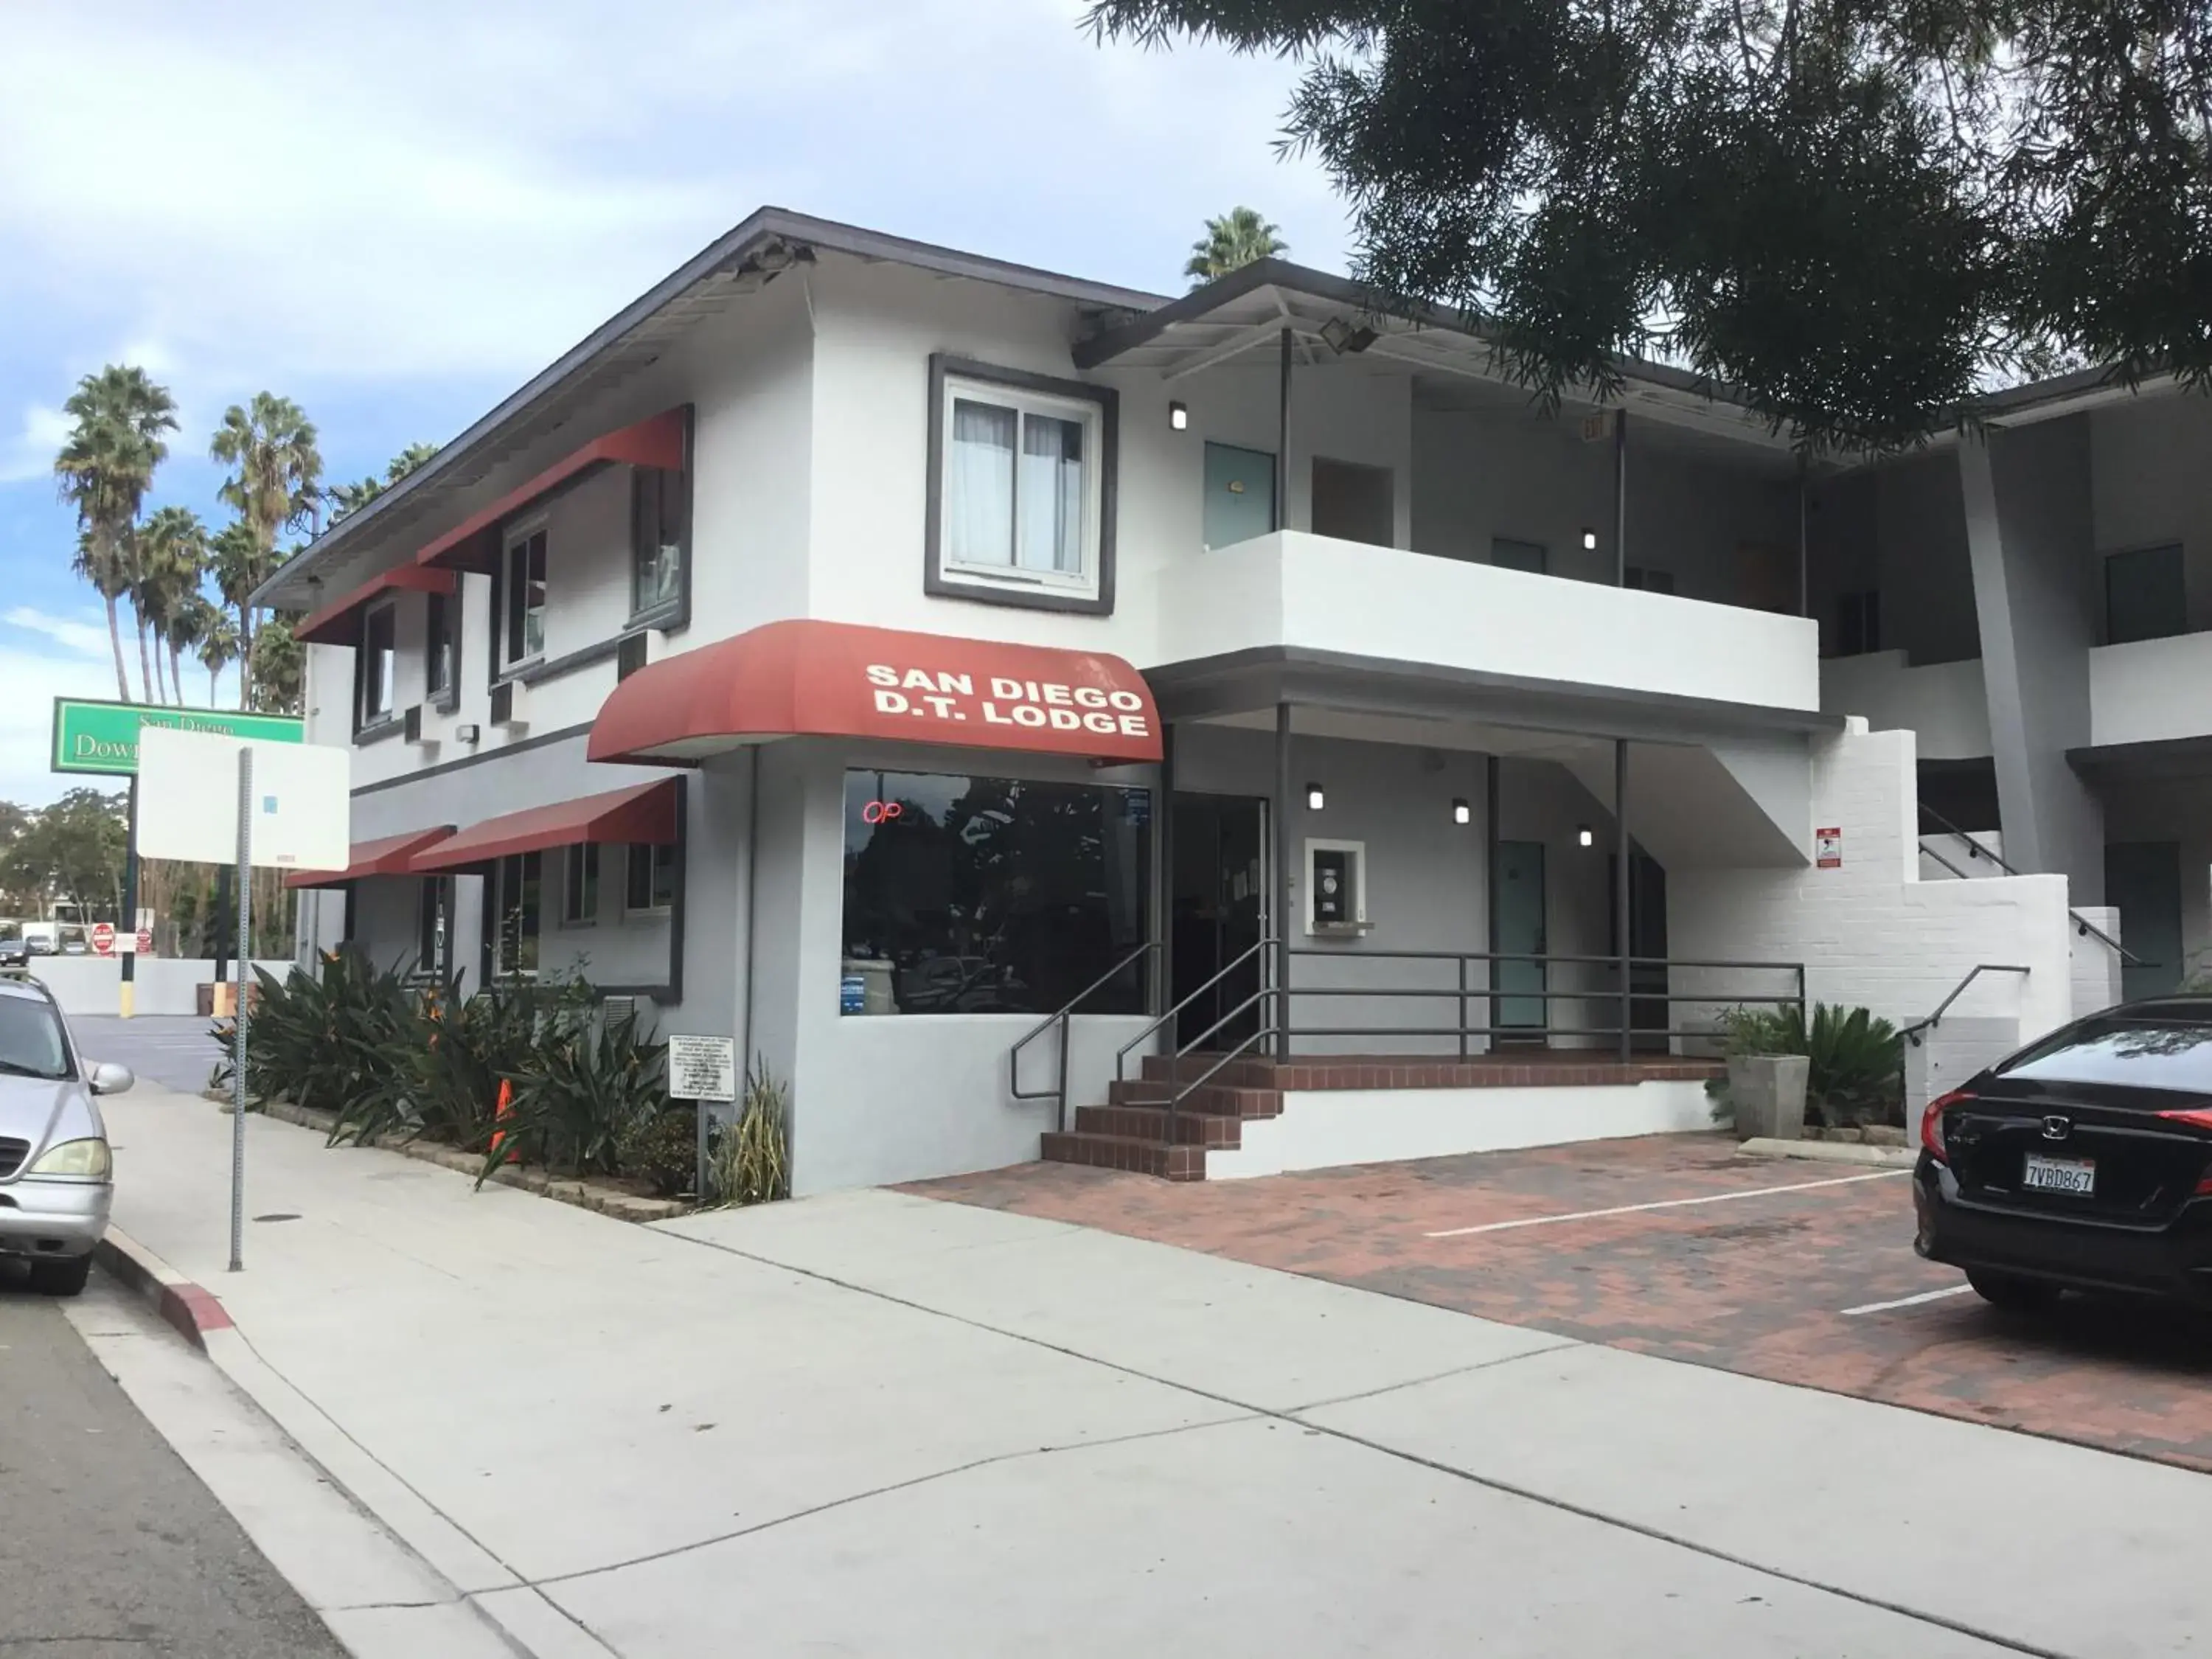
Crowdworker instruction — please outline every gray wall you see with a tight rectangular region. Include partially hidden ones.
[1806,452,1979,667]
[1960,418,2106,900]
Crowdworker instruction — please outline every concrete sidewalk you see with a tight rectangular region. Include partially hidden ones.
[102,1079,2210,1658]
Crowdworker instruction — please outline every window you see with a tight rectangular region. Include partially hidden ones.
[625,842,678,914]
[415,877,448,979]
[631,465,687,619]
[1834,588,1881,657]
[1624,566,1675,594]
[928,357,1115,611]
[0,991,71,1080]
[1203,442,1276,549]
[1997,1014,2212,1092]
[1310,457,1394,546]
[841,769,1152,1017]
[495,852,541,976]
[563,844,599,926]
[1490,538,1547,574]
[2105,543,2185,645]
[425,591,456,703]
[503,526,548,667]
[357,601,397,728]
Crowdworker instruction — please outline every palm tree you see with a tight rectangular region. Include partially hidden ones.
[329,440,440,524]
[67,529,135,701]
[139,507,209,704]
[209,393,321,709]
[206,517,260,709]
[248,616,303,714]
[192,605,240,706]
[54,366,178,701]
[1184,208,1288,288]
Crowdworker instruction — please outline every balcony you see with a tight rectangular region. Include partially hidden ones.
[1150,532,1820,713]
[2089,633,2212,749]
[1820,650,1992,759]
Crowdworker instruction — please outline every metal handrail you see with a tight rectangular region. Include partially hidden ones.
[1919,806,2140,964]
[1009,939,1158,1133]
[1165,987,1280,1133]
[1115,936,1279,1083]
[1900,963,2030,1046]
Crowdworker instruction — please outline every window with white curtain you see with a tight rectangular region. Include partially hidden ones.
[932,364,1109,607]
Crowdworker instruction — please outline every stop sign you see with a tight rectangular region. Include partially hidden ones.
[136,930,155,956]
[89,922,116,956]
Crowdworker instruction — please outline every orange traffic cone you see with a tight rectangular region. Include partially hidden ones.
[490,1078,515,1164]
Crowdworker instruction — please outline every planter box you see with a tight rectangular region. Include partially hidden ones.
[1728,1054,1810,1141]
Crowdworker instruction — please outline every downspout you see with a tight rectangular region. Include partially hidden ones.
[1276,327,1293,532]
[1275,702,1293,1061]
[1613,409,1629,585]
[1615,739,1632,1060]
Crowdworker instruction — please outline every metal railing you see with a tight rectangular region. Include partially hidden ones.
[1918,804,2140,966]
[1110,939,1281,1142]
[1900,963,2031,1047]
[1009,940,1158,1133]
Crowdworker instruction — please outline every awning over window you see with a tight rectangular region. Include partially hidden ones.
[586,619,1164,768]
[285,827,456,890]
[406,779,680,874]
[294,567,456,647]
[416,407,688,575]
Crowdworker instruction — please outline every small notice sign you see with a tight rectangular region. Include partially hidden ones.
[1815,827,1843,869]
[667,1035,738,1103]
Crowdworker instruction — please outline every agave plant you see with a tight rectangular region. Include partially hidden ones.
[477,1000,666,1184]
[212,948,411,1114]
[707,1055,790,1207]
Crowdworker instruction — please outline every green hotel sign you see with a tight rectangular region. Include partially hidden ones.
[50,698,306,778]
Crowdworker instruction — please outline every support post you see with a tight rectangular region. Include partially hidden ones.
[1797,456,1810,617]
[1275,327,1293,532]
[1154,723,1175,1022]
[229,746,252,1273]
[119,777,139,1018]
[1613,408,1629,585]
[1485,753,1500,1046]
[1615,738,1632,1061]
[1274,702,1293,1060]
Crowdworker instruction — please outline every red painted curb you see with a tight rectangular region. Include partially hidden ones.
[92,1231,232,1352]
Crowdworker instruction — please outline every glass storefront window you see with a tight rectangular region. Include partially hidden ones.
[841,769,1151,1017]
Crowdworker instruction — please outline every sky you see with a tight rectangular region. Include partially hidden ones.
[0,0,1346,807]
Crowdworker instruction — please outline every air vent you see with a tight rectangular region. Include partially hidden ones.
[601,995,637,1024]
[617,633,649,681]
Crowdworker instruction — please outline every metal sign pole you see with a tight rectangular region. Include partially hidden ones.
[229,746,252,1273]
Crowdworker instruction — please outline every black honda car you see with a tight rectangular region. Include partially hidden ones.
[1916,998,2212,1311]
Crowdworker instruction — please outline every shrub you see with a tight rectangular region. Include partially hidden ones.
[1705,1001,1904,1127]
[619,1109,700,1197]
[212,948,413,1115]
[708,1056,790,1207]
[478,1004,667,1184]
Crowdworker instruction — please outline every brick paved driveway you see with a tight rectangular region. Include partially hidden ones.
[911,1133,2212,1472]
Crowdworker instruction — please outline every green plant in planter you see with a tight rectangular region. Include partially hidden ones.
[1704,1001,1902,1127]
[212,947,414,1115]
[477,1001,667,1184]
[707,1055,790,1207]
[619,1109,701,1197]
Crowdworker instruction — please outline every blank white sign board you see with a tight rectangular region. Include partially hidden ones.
[136,726,352,870]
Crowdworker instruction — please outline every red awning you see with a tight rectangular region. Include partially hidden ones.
[406,779,680,873]
[295,566,456,647]
[417,408,688,574]
[585,620,1164,768]
[285,827,456,890]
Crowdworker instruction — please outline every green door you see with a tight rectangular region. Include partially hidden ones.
[2106,841,2184,1002]
[1203,442,1276,549]
[1494,840,1548,1036]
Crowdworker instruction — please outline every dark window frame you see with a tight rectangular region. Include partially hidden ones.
[354,599,399,736]
[624,841,678,914]
[2103,542,2187,647]
[501,524,549,670]
[493,851,543,978]
[924,354,1118,616]
[414,876,451,983]
[424,589,459,709]
[627,416,692,630]
[562,843,600,928]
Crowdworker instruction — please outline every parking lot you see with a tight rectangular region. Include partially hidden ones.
[915,1133,2212,1472]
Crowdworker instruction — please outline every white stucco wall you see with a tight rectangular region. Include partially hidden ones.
[1668,723,2076,1046]
[1820,651,1992,759]
[2088,632,2212,748]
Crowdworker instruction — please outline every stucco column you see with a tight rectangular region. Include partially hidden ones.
[1958,417,2105,902]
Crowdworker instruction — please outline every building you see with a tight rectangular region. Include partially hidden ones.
[262,207,2181,1192]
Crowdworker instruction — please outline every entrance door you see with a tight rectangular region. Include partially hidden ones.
[1493,840,1548,1040]
[1172,794,1268,1047]
[1203,443,1276,550]
[1609,851,1669,1051]
[2106,841,2184,1001]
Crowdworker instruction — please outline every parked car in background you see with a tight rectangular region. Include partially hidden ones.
[1916,998,2212,1312]
[0,930,27,972]
[0,974,131,1295]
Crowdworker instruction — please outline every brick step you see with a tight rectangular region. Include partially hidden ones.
[1039,1131,1206,1181]
[1106,1079,1281,1118]
[1075,1104,1245,1148]
[1138,1052,1279,1090]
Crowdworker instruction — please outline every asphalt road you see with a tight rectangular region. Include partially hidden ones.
[0,1270,347,1658]
[66,1017,226,1096]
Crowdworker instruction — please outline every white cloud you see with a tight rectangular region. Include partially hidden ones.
[4,605,111,659]
[0,404,70,484]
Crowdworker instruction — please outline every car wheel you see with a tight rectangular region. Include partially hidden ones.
[29,1254,92,1298]
[1966,1269,2061,1313]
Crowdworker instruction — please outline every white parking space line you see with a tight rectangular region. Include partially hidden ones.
[1839,1284,1976,1317]
[1423,1170,1911,1238]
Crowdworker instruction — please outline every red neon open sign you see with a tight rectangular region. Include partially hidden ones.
[861,800,905,825]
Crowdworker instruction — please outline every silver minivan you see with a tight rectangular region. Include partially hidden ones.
[0,973,131,1295]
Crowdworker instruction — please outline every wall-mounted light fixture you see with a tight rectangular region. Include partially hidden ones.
[1576,824,1595,847]
[1306,782,1326,811]
[1581,528,1599,551]
[1169,400,1189,431]
[1452,799,1472,826]
[1319,317,1378,355]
